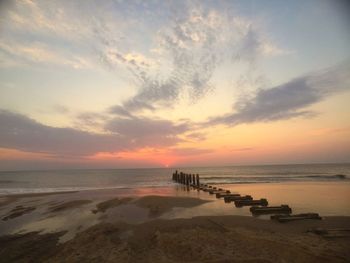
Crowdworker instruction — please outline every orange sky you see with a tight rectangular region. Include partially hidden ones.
[0,0,349,170]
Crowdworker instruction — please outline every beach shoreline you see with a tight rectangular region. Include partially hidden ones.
[1,183,350,262]
[1,207,349,262]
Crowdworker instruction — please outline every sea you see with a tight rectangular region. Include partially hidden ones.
[0,163,349,195]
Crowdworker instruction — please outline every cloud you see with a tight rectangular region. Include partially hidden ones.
[0,0,122,69]
[0,110,122,156]
[107,105,134,118]
[105,116,189,147]
[0,110,190,157]
[0,41,91,69]
[235,25,293,64]
[208,61,350,126]
[107,8,222,113]
[230,147,254,152]
[185,132,207,142]
[73,112,109,132]
[106,3,290,114]
[1,0,292,120]
[52,104,70,114]
[169,147,213,156]
[308,126,350,136]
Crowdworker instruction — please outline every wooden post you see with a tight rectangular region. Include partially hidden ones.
[196,174,200,187]
[192,174,195,186]
[189,174,192,184]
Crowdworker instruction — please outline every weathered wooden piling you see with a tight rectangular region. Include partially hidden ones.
[234,198,268,207]
[196,174,200,187]
[271,213,321,222]
[250,205,292,215]
[192,174,195,185]
[215,192,236,198]
[224,195,252,203]
[208,189,227,195]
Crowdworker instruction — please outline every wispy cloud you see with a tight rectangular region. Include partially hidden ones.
[103,3,291,114]
[235,25,293,64]
[0,0,121,69]
[0,110,190,157]
[168,147,213,157]
[105,116,190,148]
[0,41,91,69]
[308,126,350,136]
[1,0,292,113]
[207,61,350,126]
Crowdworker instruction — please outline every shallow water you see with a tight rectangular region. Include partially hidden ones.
[0,163,349,195]
[0,181,349,243]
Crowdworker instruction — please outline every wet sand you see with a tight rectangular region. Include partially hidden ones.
[0,184,349,262]
[0,214,349,262]
[48,200,92,213]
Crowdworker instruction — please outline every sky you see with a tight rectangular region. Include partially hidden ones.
[0,0,349,170]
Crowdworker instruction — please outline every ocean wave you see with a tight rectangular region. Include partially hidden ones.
[200,174,348,184]
[0,186,132,196]
[305,174,347,179]
[0,182,178,196]
[0,180,14,184]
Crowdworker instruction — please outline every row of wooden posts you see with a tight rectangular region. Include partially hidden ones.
[172,170,200,187]
[171,170,322,222]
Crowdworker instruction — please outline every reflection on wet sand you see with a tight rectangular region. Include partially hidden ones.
[1,182,350,240]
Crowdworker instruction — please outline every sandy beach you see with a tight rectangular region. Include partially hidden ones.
[0,183,350,263]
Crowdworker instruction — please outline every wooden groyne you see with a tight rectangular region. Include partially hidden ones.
[224,195,252,203]
[271,213,322,222]
[250,205,292,215]
[172,170,200,187]
[234,198,268,207]
[171,170,322,223]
